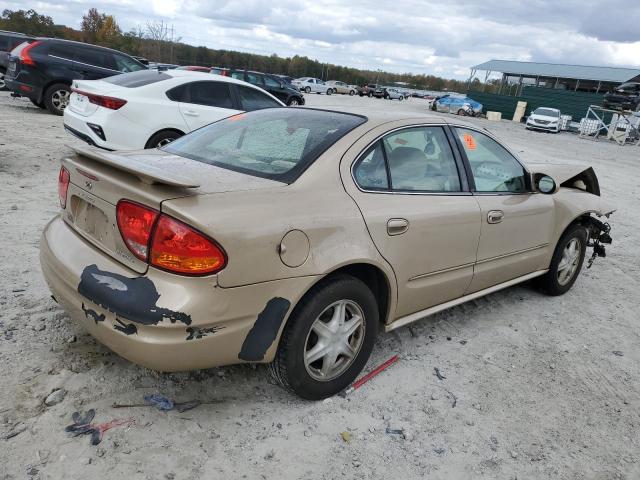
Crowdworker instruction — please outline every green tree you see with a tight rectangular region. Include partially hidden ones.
[81,8,106,44]
[0,9,58,36]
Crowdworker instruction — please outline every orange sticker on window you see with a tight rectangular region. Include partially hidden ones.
[228,113,246,121]
[462,133,476,150]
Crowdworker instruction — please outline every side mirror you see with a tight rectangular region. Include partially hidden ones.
[536,174,557,194]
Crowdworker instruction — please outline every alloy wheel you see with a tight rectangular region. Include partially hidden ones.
[0,72,5,90]
[303,299,365,382]
[51,89,70,111]
[289,98,299,106]
[157,137,175,147]
[557,238,582,286]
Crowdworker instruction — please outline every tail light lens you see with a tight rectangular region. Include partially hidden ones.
[150,215,226,275]
[116,201,159,261]
[58,166,70,208]
[19,40,42,66]
[72,89,127,110]
[116,200,226,275]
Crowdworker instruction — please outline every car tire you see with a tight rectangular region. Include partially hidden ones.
[349,90,355,96]
[0,69,6,91]
[326,89,333,95]
[367,92,373,98]
[537,223,587,296]
[269,274,379,400]
[304,86,311,94]
[44,83,71,115]
[399,96,403,101]
[287,97,300,106]
[30,98,47,109]
[145,129,184,149]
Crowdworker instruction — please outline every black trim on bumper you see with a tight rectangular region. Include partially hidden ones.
[64,124,113,151]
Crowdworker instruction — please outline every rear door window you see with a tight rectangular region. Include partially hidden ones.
[235,85,281,111]
[264,76,281,88]
[48,43,76,61]
[245,72,264,86]
[167,81,234,109]
[74,46,116,70]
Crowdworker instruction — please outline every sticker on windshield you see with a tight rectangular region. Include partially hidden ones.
[228,113,246,122]
[462,133,477,150]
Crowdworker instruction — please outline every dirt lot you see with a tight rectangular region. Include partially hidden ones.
[1,91,639,480]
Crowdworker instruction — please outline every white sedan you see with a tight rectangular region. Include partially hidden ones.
[526,107,561,133]
[63,69,284,150]
[292,77,333,95]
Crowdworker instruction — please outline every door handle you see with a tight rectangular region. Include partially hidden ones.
[387,218,409,236]
[487,210,504,224]
[184,110,199,117]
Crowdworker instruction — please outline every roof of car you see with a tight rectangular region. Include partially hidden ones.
[33,37,135,55]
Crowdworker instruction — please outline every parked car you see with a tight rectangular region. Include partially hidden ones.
[176,65,211,73]
[526,107,561,133]
[132,56,149,66]
[148,62,179,70]
[5,38,146,115]
[210,66,230,76]
[292,77,333,94]
[275,74,295,85]
[603,82,640,112]
[433,95,483,115]
[358,83,380,97]
[41,108,614,400]
[63,69,284,150]
[326,80,356,95]
[0,30,34,91]
[228,69,305,106]
[384,87,405,100]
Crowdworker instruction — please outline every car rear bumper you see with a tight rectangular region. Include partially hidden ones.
[40,215,318,371]
[5,77,41,101]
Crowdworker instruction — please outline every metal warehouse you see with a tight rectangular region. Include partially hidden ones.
[470,59,640,95]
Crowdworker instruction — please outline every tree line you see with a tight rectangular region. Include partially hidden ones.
[0,8,479,91]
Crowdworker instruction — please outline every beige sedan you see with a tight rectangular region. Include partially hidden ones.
[40,108,614,399]
[326,80,356,95]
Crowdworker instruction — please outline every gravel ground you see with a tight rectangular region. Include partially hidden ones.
[1,91,639,480]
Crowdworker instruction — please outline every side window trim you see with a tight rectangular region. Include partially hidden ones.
[350,124,473,195]
[451,125,532,195]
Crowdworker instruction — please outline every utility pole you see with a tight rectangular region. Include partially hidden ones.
[170,24,174,64]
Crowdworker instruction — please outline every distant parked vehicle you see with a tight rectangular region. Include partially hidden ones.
[293,77,333,95]
[132,56,149,66]
[5,38,146,115]
[275,74,295,85]
[211,66,230,76]
[326,80,356,95]
[526,107,561,133]
[63,69,284,150]
[0,30,34,91]
[433,95,483,116]
[229,69,305,106]
[148,62,179,70]
[603,82,640,112]
[176,65,212,73]
[384,87,405,100]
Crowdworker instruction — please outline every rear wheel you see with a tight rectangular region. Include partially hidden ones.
[269,275,378,400]
[287,97,300,106]
[349,90,355,96]
[326,89,333,95]
[367,92,373,98]
[537,224,587,295]
[145,130,183,149]
[304,86,311,94]
[44,83,71,115]
[0,69,6,91]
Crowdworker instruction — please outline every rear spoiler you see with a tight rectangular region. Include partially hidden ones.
[70,145,200,188]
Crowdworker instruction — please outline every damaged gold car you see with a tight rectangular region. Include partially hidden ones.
[40,108,614,399]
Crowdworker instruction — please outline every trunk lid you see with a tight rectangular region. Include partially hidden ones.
[62,146,281,273]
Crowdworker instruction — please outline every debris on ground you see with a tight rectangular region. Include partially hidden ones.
[112,394,216,413]
[339,355,399,397]
[65,409,135,446]
[44,389,66,406]
[4,423,26,440]
[612,351,624,357]
[434,367,446,380]
[340,431,351,443]
[385,428,404,436]
[144,394,174,411]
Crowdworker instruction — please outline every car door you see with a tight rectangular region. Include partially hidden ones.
[170,80,240,131]
[71,46,117,80]
[452,126,555,293]
[345,124,481,318]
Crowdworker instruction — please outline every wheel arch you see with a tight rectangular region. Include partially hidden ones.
[145,127,185,149]
[40,78,72,103]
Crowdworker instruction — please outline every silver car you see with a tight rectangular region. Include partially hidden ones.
[293,77,333,95]
[385,88,406,100]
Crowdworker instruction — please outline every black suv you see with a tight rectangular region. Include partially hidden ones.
[228,69,305,106]
[603,82,640,112]
[0,30,34,90]
[5,38,146,115]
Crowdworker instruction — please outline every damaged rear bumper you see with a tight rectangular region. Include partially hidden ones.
[40,216,318,371]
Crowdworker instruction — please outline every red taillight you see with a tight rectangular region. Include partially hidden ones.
[116,200,226,275]
[20,40,41,66]
[72,89,127,110]
[150,215,226,275]
[116,201,159,261]
[58,166,70,208]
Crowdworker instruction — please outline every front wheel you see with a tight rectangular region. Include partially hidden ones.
[326,88,333,95]
[0,69,6,91]
[537,224,587,295]
[287,97,300,106]
[304,86,311,94]
[349,90,355,96]
[269,275,378,400]
[367,92,373,98]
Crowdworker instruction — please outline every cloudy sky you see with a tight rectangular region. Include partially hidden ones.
[9,0,640,79]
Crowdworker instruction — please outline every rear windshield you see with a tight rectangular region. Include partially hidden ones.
[534,108,559,117]
[164,108,367,183]
[103,70,169,87]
